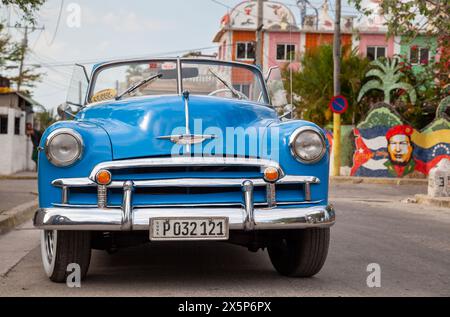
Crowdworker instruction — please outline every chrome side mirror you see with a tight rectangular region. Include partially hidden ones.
[279,104,295,121]
[57,103,76,120]
[265,66,279,82]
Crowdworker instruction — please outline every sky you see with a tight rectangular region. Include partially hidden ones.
[1,0,358,110]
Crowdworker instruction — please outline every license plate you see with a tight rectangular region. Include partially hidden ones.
[150,217,229,241]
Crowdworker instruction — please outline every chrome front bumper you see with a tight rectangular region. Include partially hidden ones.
[33,204,335,231]
[34,157,335,231]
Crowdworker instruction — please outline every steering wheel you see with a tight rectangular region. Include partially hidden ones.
[208,88,249,100]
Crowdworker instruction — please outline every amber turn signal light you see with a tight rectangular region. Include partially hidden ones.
[96,170,112,185]
[264,167,279,182]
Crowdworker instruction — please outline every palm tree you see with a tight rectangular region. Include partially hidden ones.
[357,58,417,105]
[284,44,370,126]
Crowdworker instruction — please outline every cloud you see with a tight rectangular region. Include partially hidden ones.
[99,10,168,33]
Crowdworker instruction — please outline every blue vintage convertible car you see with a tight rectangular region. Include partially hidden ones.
[34,58,335,282]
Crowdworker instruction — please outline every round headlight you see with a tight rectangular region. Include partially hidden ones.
[289,127,326,164]
[45,129,83,167]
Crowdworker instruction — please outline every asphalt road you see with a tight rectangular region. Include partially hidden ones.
[0,183,449,297]
[0,179,37,213]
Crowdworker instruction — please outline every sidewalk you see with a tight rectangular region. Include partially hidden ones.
[0,178,38,235]
[330,176,427,185]
[0,172,37,180]
[415,195,450,209]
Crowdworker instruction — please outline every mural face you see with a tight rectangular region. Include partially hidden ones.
[388,134,413,164]
[387,127,413,165]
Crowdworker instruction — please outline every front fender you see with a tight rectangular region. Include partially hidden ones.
[38,120,113,208]
[263,120,330,203]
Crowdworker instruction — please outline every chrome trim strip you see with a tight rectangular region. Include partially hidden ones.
[157,134,216,145]
[176,58,182,95]
[53,178,96,187]
[51,200,325,209]
[242,180,255,231]
[88,157,285,180]
[61,186,68,204]
[97,185,107,208]
[52,175,319,189]
[266,183,276,208]
[121,181,134,231]
[34,205,335,231]
[183,90,191,154]
[305,183,311,201]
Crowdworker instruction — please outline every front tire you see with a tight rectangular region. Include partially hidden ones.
[40,230,92,283]
[267,228,330,277]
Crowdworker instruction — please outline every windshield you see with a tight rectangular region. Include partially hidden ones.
[88,59,268,104]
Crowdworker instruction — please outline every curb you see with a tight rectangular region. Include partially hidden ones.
[0,200,38,235]
[0,175,37,180]
[330,176,428,186]
[415,194,450,209]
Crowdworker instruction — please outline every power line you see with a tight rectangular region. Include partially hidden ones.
[28,49,74,77]
[20,44,229,68]
[47,0,64,46]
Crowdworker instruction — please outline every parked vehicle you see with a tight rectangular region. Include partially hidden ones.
[34,58,335,282]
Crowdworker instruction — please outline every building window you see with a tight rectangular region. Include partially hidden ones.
[14,117,21,135]
[410,46,429,65]
[236,42,255,60]
[0,115,7,134]
[366,46,386,61]
[233,84,250,98]
[276,44,296,61]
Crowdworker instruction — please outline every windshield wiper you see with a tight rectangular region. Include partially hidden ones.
[208,68,247,100]
[115,73,163,100]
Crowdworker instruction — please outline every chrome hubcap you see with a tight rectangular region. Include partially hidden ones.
[44,230,55,263]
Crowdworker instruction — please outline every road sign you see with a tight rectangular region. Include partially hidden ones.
[329,95,348,114]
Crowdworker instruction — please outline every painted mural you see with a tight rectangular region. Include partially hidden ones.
[223,1,297,31]
[351,98,450,177]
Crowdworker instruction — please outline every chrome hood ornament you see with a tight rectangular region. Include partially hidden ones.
[157,134,216,145]
[157,90,215,147]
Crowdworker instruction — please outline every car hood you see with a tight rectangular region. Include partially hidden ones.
[78,95,279,160]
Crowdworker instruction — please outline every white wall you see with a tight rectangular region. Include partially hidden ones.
[0,107,35,175]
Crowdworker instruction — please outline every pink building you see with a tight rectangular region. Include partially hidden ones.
[264,31,301,73]
[352,0,398,60]
[213,0,301,75]
[213,0,396,74]
[356,33,395,60]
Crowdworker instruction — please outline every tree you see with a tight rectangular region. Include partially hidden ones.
[0,0,45,28]
[357,58,417,105]
[350,0,449,41]
[0,0,44,93]
[284,45,370,126]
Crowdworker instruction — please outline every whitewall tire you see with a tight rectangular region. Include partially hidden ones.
[40,230,92,283]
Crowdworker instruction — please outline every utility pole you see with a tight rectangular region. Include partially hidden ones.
[332,0,341,176]
[255,0,264,68]
[17,26,28,92]
[7,25,44,92]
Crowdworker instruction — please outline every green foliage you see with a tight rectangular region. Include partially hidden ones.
[36,109,56,132]
[350,0,449,43]
[358,58,417,105]
[357,106,402,130]
[392,54,449,128]
[0,0,45,27]
[283,45,370,126]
